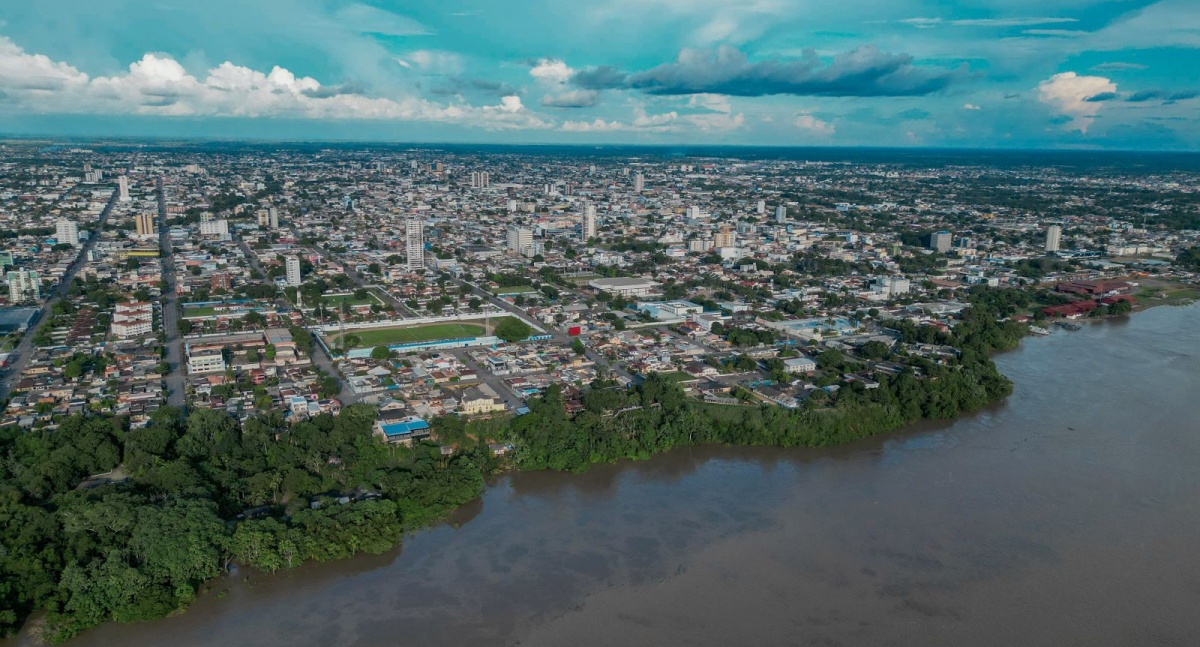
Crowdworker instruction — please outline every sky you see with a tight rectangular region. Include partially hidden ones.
[0,0,1198,149]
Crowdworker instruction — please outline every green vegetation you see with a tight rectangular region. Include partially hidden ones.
[505,300,1021,472]
[0,405,495,642]
[1177,246,1200,272]
[182,305,217,317]
[494,317,532,343]
[332,323,487,348]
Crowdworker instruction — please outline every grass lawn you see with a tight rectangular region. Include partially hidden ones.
[491,285,537,294]
[183,305,216,317]
[334,322,488,348]
[324,293,379,307]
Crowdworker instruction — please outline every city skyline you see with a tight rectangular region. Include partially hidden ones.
[1,1,1198,150]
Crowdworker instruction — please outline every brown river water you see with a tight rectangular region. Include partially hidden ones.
[14,303,1200,647]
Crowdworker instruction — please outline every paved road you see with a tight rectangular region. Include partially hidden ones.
[157,176,186,410]
[450,349,525,410]
[236,235,357,404]
[305,241,420,317]
[0,167,134,400]
[451,278,636,384]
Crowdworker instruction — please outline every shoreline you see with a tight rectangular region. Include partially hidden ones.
[12,300,1195,646]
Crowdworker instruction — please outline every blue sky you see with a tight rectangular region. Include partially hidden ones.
[0,0,1198,149]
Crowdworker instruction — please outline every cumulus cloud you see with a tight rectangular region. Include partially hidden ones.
[793,113,834,136]
[1036,71,1116,132]
[529,58,575,85]
[0,37,547,130]
[571,45,969,97]
[963,103,981,110]
[541,89,598,108]
[561,105,744,133]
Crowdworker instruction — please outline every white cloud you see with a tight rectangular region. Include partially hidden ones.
[561,107,681,132]
[963,103,982,110]
[541,89,599,108]
[0,37,548,130]
[793,113,835,136]
[530,58,574,85]
[687,93,732,113]
[1036,71,1116,133]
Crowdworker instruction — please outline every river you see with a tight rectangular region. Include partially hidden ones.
[20,303,1200,647]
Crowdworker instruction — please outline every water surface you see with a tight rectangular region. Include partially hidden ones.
[18,304,1200,647]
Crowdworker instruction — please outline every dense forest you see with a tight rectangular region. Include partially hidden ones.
[0,404,494,642]
[1,297,1029,642]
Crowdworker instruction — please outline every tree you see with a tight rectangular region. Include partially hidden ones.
[370,345,393,360]
[494,318,532,343]
[571,338,586,355]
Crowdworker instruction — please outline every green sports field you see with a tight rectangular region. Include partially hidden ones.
[332,322,488,348]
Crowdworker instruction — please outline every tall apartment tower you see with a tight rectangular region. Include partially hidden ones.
[117,175,130,202]
[406,217,425,272]
[929,231,952,253]
[269,206,279,229]
[633,173,644,193]
[507,225,533,256]
[135,213,155,236]
[581,205,597,243]
[7,269,40,303]
[757,200,766,214]
[56,219,79,247]
[775,205,787,223]
[470,171,490,188]
[1045,225,1062,253]
[285,256,302,287]
[714,226,736,249]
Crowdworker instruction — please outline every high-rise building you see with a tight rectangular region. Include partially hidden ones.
[507,225,533,256]
[269,207,278,229]
[7,268,39,303]
[775,205,787,223]
[285,256,302,287]
[581,205,597,243]
[56,219,79,247]
[929,231,952,253]
[406,217,425,272]
[715,226,736,249]
[633,173,644,193]
[257,209,270,227]
[117,175,130,202]
[1045,225,1062,253]
[470,171,490,188]
[686,206,702,220]
[135,213,155,236]
[757,200,766,214]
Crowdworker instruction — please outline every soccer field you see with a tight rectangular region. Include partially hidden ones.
[333,322,488,348]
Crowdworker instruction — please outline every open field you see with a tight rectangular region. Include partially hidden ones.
[331,322,488,348]
[323,293,380,307]
[182,305,216,317]
[490,285,537,294]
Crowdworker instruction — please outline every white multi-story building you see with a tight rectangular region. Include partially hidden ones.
[757,200,766,214]
[56,219,79,247]
[7,269,39,303]
[470,171,490,188]
[507,225,533,256]
[111,301,154,338]
[775,205,787,223]
[199,219,229,237]
[1046,225,1062,253]
[285,256,302,286]
[633,173,644,193]
[117,175,130,202]
[406,217,425,272]
[581,205,597,243]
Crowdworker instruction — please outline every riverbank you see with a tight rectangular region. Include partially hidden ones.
[21,301,1198,647]
[0,295,1163,643]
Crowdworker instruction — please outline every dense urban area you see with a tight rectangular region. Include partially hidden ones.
[1,141,1198,641]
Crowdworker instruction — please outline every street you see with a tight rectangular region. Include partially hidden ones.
[157,176,186,410]
[0,160,136,401]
